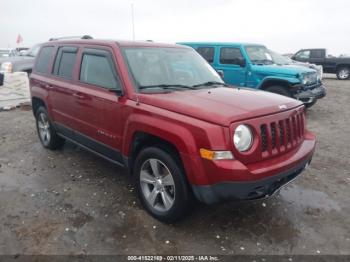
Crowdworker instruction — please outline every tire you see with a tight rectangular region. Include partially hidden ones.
[35,107,65,150]
[265,85,292,97]
[134,146,193,223]
[336,67,350,80]
[0,73,3,86]
[25,70,32,77]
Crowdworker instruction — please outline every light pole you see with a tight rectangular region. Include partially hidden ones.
[131,3,135,41]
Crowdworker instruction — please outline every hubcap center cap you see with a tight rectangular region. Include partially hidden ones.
[155,179,163,190]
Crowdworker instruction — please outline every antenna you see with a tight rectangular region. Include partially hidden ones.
[131,3,135,41]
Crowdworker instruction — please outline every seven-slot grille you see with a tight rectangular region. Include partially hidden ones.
[260,111,305,156]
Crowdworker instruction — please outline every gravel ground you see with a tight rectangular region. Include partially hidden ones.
[0,76,349,256]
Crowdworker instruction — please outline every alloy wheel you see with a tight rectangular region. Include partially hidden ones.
[140,158,175,212]
[37,112,51,146]
[339,69,349,79]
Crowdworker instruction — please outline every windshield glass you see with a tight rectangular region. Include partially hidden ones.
[246,46,292,65]
[269,50,293,65]
[123,47,223,91]
[25,44,41,57]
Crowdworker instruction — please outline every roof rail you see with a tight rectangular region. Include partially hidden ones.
[49,35,93,41]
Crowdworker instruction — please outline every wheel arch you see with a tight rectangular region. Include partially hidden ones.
[122,114,201,185]
[336,64,350,71]
[31,96,47,117]
[259,78,291,91]
[126,131,187,177]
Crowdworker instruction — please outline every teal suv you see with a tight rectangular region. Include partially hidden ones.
[179,42,326,107]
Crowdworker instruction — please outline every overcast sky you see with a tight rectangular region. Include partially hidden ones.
[1,0,349,55]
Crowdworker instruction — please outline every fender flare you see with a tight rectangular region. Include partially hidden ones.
[257,76,299,90]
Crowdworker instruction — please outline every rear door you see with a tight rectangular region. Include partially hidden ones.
[310,49,335,72]
[215,46,247,86]
[71,46,125,163]
[48,45,79,138]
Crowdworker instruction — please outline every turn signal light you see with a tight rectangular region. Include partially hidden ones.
[200,148,234,160]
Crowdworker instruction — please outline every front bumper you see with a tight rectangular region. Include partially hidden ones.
[192,157,311,204]
[190,132,315,204]
[293,84,326,104]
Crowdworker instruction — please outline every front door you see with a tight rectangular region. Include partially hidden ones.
[215,47,246,86]
[72,47,125,163]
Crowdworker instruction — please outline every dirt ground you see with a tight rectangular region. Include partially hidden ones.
[0,76,349,256]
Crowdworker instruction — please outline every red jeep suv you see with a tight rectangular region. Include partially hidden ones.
[30,37,316,222]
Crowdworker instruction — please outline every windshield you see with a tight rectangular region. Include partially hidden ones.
[24,44,41,57]
[269,50,293,65]
[123,47,224,91]
[246,46,292,65]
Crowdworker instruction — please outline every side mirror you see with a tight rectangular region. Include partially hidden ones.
[237,58,246,67]
[217,70,224,78]
[109,88,124,97]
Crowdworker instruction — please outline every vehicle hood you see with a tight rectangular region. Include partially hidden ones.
[139,87,302,126]
[252,63,316,77]
[0,56,34,64]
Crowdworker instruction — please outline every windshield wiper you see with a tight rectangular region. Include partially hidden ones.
[139,84,196,90]
[192,81,228,88]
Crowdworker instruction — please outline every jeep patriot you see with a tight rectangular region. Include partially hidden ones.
[30,38,316,222]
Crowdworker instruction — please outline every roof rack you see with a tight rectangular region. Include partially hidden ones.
[49,35,93,41]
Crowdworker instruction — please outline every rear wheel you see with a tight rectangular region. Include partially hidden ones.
[134,146,193,223]
[336,67,350,80]
[24,70,32,77]
[35,107,65,150]
[265,85,292,97]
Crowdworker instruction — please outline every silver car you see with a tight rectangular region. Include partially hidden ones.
[0,44,41,75]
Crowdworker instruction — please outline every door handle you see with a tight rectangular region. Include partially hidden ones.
[73,93,85,99]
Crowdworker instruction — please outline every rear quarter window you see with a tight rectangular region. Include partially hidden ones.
[35,46,54,74]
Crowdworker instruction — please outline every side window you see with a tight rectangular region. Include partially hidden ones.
[53,47,78,79]
[80,50,119,90]
[35,46,54,74]
[296,50,310,59]
[197,47,214,63]
[219,47,244,65]
[310,50,323,59]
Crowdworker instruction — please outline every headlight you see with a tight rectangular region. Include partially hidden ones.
[0,62,13,73]
[301,75,308,85]
[301,72,317,85]
[234,124,253,152]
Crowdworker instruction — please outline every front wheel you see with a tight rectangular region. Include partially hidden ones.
[265,85,292,97]
[134,146,193,223]
[336,67,350,80]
